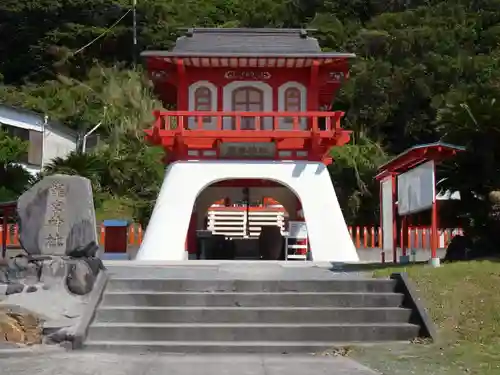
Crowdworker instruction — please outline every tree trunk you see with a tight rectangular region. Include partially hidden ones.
[487,190,500,250]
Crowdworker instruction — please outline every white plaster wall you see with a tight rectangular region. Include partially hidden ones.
[277,82,307,130]
[188,81,218,130]
[137,160,358,262]
[42,128,78,166]
[222,81,273,130]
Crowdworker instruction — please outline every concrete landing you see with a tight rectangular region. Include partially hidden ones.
[1,352,379,375]
[103,261,369,280]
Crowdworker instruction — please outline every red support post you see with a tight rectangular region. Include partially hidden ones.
[363,227,368,248]
[176,60,187,111]
[401,216,407,257]
[392,175,398,263]
[308,60,320,111]
[2,210,7,258]
[430,161,440,267]
[431,200,439,263]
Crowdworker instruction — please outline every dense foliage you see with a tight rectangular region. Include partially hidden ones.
[0,130,32,201]
[0,0,499,244]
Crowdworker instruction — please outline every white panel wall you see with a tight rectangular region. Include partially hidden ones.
[137,160,358,262]
[42,129,78,166]
[397,160,435,215]
[381,178,394,252]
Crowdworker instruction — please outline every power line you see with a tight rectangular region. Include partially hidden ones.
[23,8,132,82]
[73,9,132,55]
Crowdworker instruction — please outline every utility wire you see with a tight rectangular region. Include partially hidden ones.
[23,8,132,82]
[73,9,132,55]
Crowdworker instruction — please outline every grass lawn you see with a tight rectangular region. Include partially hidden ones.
[351,260,500,375]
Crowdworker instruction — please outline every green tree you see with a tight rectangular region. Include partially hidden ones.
[32,66,166,225]
[329,131,389,224]
[435,75,500,251]
[0,129,32,201]
[1,0,500,237]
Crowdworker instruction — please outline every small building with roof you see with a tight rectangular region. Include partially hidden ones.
[0,104,80,175]
[138,28,359,262]
[143,28,354,134]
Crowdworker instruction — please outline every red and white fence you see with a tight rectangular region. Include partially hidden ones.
[0,222,462,250]
[348,226,463,250]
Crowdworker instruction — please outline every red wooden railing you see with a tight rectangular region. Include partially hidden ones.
[152,110,344,132]
[0,223,462,250]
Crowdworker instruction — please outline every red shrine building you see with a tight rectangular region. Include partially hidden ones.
[137,28,359,262]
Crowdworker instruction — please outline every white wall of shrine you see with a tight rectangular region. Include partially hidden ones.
[187,80,308,130]
[136,160,359,263]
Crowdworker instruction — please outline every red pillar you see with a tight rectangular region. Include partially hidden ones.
[1,209,7,258]
[431,200,438,259]
[176,59,187,110]
[430,162,440,266]
[392,175,398,263]
[308,60,320,111]
[401,216,407,257]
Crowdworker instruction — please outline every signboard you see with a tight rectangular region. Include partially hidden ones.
[288,221,308,239]
[381,177,393,253]
[219,142,276,158]
[224,71,271,80]
[397,160,435,215]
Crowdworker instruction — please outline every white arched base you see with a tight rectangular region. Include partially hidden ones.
[136,160,359,263]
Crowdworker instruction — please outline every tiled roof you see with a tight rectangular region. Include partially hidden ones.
[172,28,322,54]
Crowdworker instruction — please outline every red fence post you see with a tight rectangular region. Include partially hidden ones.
[370,227,375,248]
[363,227,368,248]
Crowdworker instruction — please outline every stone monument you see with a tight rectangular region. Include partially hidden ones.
[16,174,98,257]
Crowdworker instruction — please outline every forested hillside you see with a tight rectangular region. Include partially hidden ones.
[1,0,500,247]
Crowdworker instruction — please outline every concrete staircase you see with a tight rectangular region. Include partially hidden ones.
[83,270,422,353]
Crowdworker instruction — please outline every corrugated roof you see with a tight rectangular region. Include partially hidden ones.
[0,103,78,139]
[172,28,322,54]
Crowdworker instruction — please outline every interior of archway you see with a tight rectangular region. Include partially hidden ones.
[187,179,306,260]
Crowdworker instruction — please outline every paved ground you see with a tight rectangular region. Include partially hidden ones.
[3,248,435,374]
[103,260,370,279]
[1,352,379,375]
[5,246,446,264]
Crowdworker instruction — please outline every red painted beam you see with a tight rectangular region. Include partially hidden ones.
[376,144,464,180]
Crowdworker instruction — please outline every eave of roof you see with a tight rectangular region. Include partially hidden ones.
[0,103,79,139]
[141,51,356,59]
[178,27,318,33]
[375,142,465,180]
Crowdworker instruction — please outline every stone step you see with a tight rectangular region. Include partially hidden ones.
[94,306,412,324]
[83,340,410,354]
[106,278,397,293]
[101,292,405,308]
[87,322,420,342]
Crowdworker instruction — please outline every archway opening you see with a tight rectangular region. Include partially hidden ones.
[186,178,308,260]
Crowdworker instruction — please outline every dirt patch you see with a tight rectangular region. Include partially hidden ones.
[0,306,43,345]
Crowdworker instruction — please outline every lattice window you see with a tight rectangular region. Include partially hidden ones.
[284,87,301,125]
[232,87,264,130]
[194,86,213,124]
